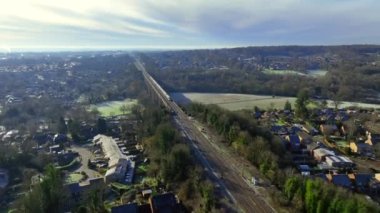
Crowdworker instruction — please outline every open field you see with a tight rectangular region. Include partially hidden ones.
[326,100,380,109]
[263,69,328,77]
[171,92,380,111]
[263,69,305,76]
[171,92,296,110]
[90,99,138,117]
[306,69,328,77]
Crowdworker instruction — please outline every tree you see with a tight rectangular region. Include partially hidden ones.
[284,100,292,111]
[119,104,129,115]
[295,90,309,119]
[21,165,66,213]
[97,118,107,134]
[57,116,67,134]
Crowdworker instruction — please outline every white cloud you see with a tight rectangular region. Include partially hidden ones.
[0,0,379,48]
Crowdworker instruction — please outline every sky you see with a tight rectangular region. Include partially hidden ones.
[0,0,379,51]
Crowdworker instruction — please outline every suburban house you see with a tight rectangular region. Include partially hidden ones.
[297,131,313,144]
[366,132,380,146]
[285,135,301,151]
[320,124,339,136]
[94,135,135,184]
[313,148,335,161]
[349,141,374,157]
[298,165,311,176]
[111,203,139,213]
[271,125,288,135]
[325,155,354,169]
[349,173,373,192]
[149,193,179,213]
[326,174,353,189]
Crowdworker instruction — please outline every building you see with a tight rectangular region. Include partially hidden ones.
[349,142,374,157]
[325,155,354,169]
[298,165,311,176]
[93,135,134,184]
[149,193,179,213]
[111,203,139,213]
[286,135,301,151]
[366,132,380,146]
[349,173,373,192]
[313,148,335,161]
[320,124,339,136]
[327,174,353,189]
[297,131,313,144]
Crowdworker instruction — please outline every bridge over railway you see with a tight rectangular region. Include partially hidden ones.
[134,59,276,213]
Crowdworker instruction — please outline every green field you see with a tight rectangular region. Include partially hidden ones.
[263,69,328,77]
[263,69,305,76]
[171,92,297,111]
[171,92,380,111]
[91,99,138,117]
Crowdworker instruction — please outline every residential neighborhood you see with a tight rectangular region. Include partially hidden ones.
[263,105,380,199]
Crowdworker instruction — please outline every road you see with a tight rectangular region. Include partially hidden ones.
[135,60,276,213]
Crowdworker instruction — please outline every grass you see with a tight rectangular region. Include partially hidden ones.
[171,92,296,111]
[172,92,380,111]
[90,98,138,117]
[136,164,148,174]
[141,177,159,188]
[263,69,328,77]
[65,173,84,183]
[263,69,305,76]
[111,182,132,190]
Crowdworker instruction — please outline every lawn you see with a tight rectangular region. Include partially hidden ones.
[171,92,296,111]
[65,173,84,184]
[90,98,138,117]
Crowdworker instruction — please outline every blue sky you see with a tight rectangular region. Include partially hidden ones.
[0,0,379,51]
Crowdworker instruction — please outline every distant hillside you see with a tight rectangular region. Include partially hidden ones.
[140,45,380,103]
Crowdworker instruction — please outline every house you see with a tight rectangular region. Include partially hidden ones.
[286,135,301,151]
[349,142,374,157]
[349,173,373,192]
[366,132,380,146]
[49,144,63,153]
[142,189,153,198]
[327,174,353,189]
[313,148,335,161]
[320,124,339,136]
[53,133,68,144]
[111,203,138,213]
[298,132,313,144]
[271,125,288,135]
[149,193,179,213]
[298,165,311,176]
[306,142,321,153]
[301,124,319,135]
[325,155,354,169]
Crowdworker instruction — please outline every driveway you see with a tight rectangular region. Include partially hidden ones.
[70,144,101,179]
